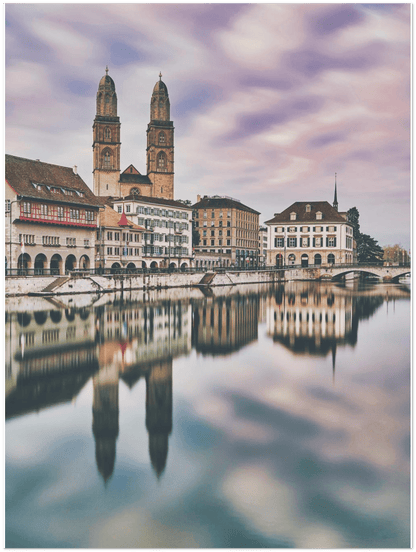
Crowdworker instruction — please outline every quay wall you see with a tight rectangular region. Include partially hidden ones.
[5,270,285,297]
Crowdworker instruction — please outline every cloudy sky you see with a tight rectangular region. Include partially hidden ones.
[5,3,410,248]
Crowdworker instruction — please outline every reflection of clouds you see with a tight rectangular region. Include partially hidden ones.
[88,507,200,548]
[222,465,344,548]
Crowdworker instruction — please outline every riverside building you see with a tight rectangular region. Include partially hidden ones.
[265,200,354,267]
[192,195,260,269]
[5,155,101,274]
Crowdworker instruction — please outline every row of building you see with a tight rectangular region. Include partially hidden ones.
[5,70,355,275]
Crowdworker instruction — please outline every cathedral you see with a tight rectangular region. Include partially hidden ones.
[92,68,174,200]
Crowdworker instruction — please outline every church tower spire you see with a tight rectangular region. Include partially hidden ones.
[93,67,121,197]
[333,173,338,211]
[146,73,174,200]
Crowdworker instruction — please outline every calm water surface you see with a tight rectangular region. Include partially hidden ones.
[5,281,410,548]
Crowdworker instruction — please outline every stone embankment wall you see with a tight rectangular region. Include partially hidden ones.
[5,270,285,297]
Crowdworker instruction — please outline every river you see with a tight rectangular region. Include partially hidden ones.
[5,281,410,548]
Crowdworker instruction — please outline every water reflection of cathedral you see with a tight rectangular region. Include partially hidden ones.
[6,298,190,482]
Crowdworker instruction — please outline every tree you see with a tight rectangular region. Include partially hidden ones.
[383,244,410,265]
[347,207,360,239]
[177,199,192,206]
[357,233,384,263]
[192,228,201,247]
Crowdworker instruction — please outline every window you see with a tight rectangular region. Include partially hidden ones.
[70,209,80,220]
[301,226,310,233]
[227,230,231,236]
[84,239,90,247]
[288,227,297,233]
[203,230,207,237]
[290,212,297,220]
[126,205,131,213]
[107,247,113,255]
[301,237,310,247]
[288,237,297,247]
[316,211,322,220]
[211,211,215,218]
[327,236,336,247]
[203,211,207,218]
[117,206,122,213]
[314,237,322,247]
[22,202,31,214]
[5,200,10,213]
[275,237,284,247]
[57,206,64,219]
[103,151,112,169]
[66,237,76,247]
[227,240,231,246]
[107,232,113,241]
[326,226,336,232]
[306,204,311,212]
[85,211,95,221]
[313,226,323,232]
[158,132,166,145]
[104,127,111,141]
[157,151,167,169]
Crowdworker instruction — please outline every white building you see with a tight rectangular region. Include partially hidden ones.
[5,155,101,275]
[265,201,354,267]
[109,194,193,270]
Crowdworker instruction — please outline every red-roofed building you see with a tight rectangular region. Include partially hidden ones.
[96,205,145,271]
[5,154,102,275]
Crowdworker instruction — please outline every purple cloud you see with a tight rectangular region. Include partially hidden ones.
[309,5,365,35]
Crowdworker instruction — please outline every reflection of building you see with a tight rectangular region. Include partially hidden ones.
[145,360,172,477]
[266,283,355,374]
[5,155,101,274]
[92,299,191,482]
[5,307,98,418]
[92,361,119,483]
[192,295,259,355]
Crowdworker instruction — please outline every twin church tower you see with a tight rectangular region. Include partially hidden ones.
[92,67,174,200]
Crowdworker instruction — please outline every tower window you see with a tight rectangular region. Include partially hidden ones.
[157,151,167,170]
[158,132,166,145]
[103,151,112,169]
[104,127,111,141]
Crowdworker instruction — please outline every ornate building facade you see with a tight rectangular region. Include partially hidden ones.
[93,69,174,201]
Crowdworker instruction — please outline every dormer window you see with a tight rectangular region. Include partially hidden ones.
[306,204,311,212]
[316,211,322,220]
[290,212,297,221]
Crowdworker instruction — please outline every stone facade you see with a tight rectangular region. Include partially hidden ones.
[193,195,260,268]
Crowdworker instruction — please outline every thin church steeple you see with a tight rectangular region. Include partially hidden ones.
[333,173,338,211]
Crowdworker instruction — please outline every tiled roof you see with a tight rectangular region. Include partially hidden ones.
[114,194,192,209]
[5,154,101,207]
[99,205,145,230]
[192,196,260,215]
[120,173,152,184]
[264,201,349,224]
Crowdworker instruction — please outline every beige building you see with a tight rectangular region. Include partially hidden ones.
[93,68,174,201]
[265,201,354,268]
[192,195,260,268]
[96,205,145,272]
[5,155,101,275]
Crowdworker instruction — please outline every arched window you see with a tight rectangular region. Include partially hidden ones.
[158,132,166,145]
[104,127,111,141]
[103,151,112,169]
[157,151,167,169]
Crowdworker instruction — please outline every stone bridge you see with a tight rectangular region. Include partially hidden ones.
[282,263,411,282]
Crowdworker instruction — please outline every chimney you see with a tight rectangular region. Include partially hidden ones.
[197,195,201,202]
[73,165,77,175]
